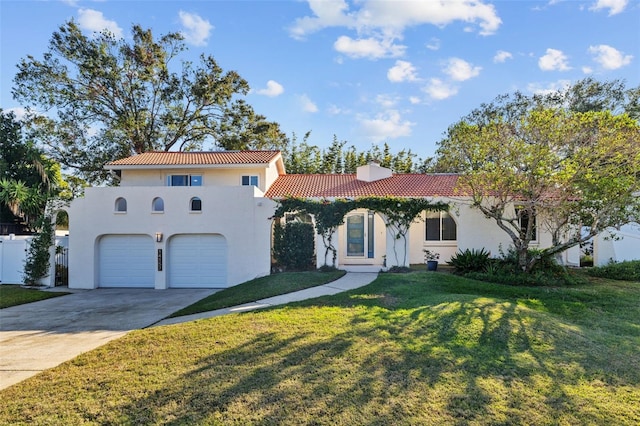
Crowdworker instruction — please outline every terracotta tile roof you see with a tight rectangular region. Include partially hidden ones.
[265,174,461,198]
[106,151,281,167]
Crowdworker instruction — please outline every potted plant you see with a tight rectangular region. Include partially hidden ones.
[423,249,440,271]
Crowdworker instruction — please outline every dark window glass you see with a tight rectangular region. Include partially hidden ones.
[170,175,188,186]
[152,197,164,212]
[115,198,127,212]
[518,208,537,241]
[441,212,457,241]
[242,175,258,186]
[425,211,441,241]
[190,197,202,211]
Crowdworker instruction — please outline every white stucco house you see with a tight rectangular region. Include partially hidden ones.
[68,150,580,290]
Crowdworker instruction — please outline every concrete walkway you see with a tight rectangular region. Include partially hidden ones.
[0,272,377,390]
[154,272,378,327]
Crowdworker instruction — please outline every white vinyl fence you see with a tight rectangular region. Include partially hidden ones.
[0,234,69,285]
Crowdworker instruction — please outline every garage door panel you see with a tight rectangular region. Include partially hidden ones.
[99,235,154,288]
[169,234,227,288]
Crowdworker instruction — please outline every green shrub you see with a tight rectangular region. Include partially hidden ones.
[447,248,491,274]
[461,246,586,286]
[273,221,315,271]
[23,216,53,286]
[586,260,640,282]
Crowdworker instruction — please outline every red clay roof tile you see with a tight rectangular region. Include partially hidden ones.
[265,174,460,198]
[106,151,281,167]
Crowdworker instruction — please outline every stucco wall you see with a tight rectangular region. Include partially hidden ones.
[119,163,279,193]
[594,223,640,266]
[69,186,276,289]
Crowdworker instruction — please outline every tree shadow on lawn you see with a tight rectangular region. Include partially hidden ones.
[115,276,640,424]
[115,274,640,425]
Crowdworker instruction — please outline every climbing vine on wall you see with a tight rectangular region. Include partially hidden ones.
[273,196,449,267]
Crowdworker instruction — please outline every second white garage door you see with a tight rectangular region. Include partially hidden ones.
[168,234,227,288]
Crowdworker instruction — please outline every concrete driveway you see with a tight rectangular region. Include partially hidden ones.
[0,287,215,390]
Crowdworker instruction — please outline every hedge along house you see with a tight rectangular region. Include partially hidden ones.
[68,150,580,289]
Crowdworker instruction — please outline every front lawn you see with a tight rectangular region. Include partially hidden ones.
[0,285,69,309]
[169,269,345,317]
[1,272,639,425]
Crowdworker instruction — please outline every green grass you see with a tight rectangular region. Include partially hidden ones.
[1,272,639,425]
[0,285,69,308]
[169,270,346,317]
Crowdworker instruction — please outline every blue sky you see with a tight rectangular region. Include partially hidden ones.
[1,0,638,159]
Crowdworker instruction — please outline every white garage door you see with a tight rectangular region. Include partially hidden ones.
[99,235,155,288]
[168,234,227,288]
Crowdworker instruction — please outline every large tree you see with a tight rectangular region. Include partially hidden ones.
[13,21,286,184]
[436,80,640,272]
[0,110,62,229]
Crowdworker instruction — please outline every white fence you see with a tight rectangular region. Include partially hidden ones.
[0,235,69,285]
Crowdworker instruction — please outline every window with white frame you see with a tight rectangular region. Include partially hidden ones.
[241,175,258,187]
[167,175,202,186]
[425,211,457,241]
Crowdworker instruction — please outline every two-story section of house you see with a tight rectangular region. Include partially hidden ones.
[69,151,283,289]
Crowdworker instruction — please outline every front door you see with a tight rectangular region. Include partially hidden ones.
[346,212,374,258]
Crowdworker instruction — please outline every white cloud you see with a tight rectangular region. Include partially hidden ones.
[256,80,284,97]
[358,110,414,142]
[290,0,501,38]
[334,35,405,59]
[493,50,513,63]
[582,66,594,74]
[387,60,419,82]
[375,94,400,108]
[290,1,501,63]
[2,107,28,121]
[289,0,354,40]
[538,48,571,71]
[178,11,213,46]
[588,44,633,70]
[327,104,344,115]
[298,94,318,113]
[423,78,458,100]
[589,0,628,15]
[443,58,481,81]
[409,96,421,105]
[426,37,440,51]
[526,80,572,95]
[77,8,123,38]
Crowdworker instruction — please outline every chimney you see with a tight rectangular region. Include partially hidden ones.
[356,162,392,182]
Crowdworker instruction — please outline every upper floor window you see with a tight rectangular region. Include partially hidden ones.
[152,197,164,212]
[425,211,457,241]
[516,207,537,241]
[168,175,202,186]
[190,197,202,212]
[242,175,259,187]
[115,197,127,213]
